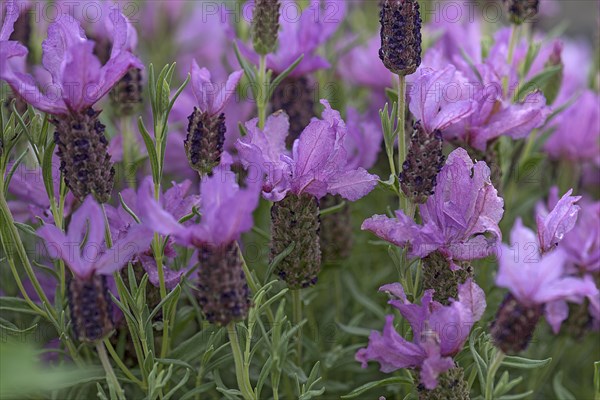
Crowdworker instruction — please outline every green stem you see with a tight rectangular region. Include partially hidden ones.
[485,350,506,400]
[227,323,255,400]
[103,339,144,388]
[292,289,302,366]
[96,341,125,400]
[503,25,519,97]
[236,242,275,324]
[120,116,137,190]
[396,75,408,212]
[0,187,54,316]
[257,55,268,129]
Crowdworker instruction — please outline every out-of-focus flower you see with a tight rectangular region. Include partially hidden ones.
[492,218,598,351]
[561,199,600,273]
[363,148,504,268]
[356,279,486,389]
[338,36,394,90]
[236,100,379,202]
[544,90,600,163]
[240,0,346,77]
[37,197,152,342]
[6,153,75,223]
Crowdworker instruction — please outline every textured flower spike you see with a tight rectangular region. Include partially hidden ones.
[236,101,378,288]
[503,0,539,25]
[137,161,262,325]
[379,0,422,76]
[356,279,486,391]
[37,197,152,342]
[271,76,315,148]
[1,9,142,203]
[252,0,281,55]
[399,121,445,204]
[492,219,598,353]
[185,61,243,175]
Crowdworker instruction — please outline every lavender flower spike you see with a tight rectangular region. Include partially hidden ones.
[362,148,504,268]
[185,60,243,174]
[356,279,486,390]
[137,159,262,325]
[37,197,152,341]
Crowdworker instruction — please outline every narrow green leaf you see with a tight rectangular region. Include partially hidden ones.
[341,376,412,398]
[268,54,305,100]
[502,356,552,370]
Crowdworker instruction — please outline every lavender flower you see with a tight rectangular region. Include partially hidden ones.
[492,218,598,351]
[544,91,600,163]
[1,8,142,202]
[236,100,379,202]
[185,60,243,175]
[356,279,486,390]
[138,159,262,325]
[362,148,504,268]
[37,197,152,341]
[240,0,346,77]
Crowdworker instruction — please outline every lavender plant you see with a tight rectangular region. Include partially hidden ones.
[0,0,599,399]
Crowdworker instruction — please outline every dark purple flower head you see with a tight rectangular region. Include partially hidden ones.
[240,0,346,77]
[535,187,581,254]
[356,279,486,389]
[190,59,243,117]
[1,5,142,115]
[138,157,262,248]
[37,197,152,280]
[236,100,379,201]
[495,218,598,333]
[362,148,504,267]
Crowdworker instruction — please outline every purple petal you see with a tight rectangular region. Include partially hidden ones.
[95,225,153,275]
[326,168,378,201]
[544,300,569,334]
[457,278,486,321]
[1,0,19,41]
[355,315,425,372]
[419,337,455,390]
[536,188,581,253]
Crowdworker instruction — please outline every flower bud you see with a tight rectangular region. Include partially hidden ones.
[68,274,114,342]
[379,0,422,76]
[196,243,251,326]
[417,367,469,400]
[252,0,281,55]
[490,293,542,354]
[52,108,115,203]
[185,108,226,175]
[422,252,473,305]
[110,68,143,116]
[271,76,315,148]
[271,194,321,289]
[399,121,444,204]
[503,0,539,25]
[319,194,353,263]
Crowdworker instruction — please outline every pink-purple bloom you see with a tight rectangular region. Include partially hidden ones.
[189,60,243,117]
[1,5,142,114]
[138,158,261,248]
[495,218,598,334]
[362,148,504,267]
[37,197,152,280]
[544,90,600,163]
[356,279,486,389]
[235,100,379,202]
